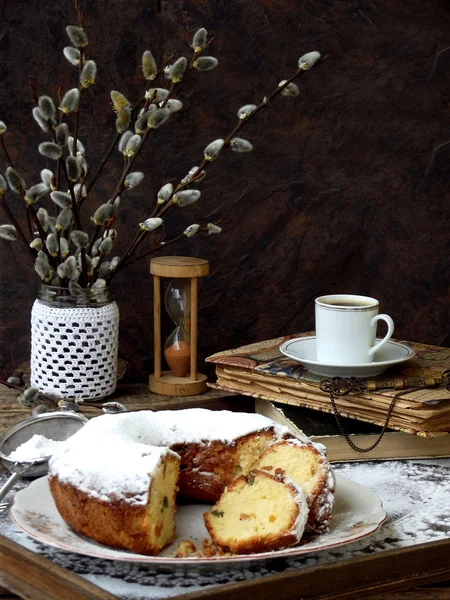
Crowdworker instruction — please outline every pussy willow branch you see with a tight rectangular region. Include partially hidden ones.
[156,57,329,221]
[25,207,34,240]
[154,158,208,219]
[132,84,153,119]
[106,128,152,206]
[104,50,216,277]
[83,132,120,199]
[103,223,146,283]
[89,248,107,282]
[159,41,214,110]
[68,42,211,261]
[0,136,37,252]
[8,181,52,262]
[103,229,149,283]
[59,158,81,229]
[81,86,154,209]
[27,204,54,262]
[0,377,26,393]
[0,136,14,168]
[83,43,211,211]
[71,1,85,161]
[59,156,88,282]
[122,219,225,269]
[88,219,115,282]
[148,167,207,218]
[103,50,202,206]
[0,377,110,412]
[75,0,84,28]
[131,48,173,115]
[79,247,88,286]
[108,56,329,280]
[47,124,82,233]
[85,137,151,263]
[73,166,90,221]
[70,169,91,258]
[54,102,65,195]
[122,232,185,267]
[81,92,154,208]
[72,48,85,155]
[87,223,101,254]
[104,233,163,279]
[119,229,146,264]
[104,220,148,280]
[0,195,36,261]
[56,229,62,263]
[82,79,154,205]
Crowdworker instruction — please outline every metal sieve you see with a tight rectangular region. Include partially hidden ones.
[0,411,88,504]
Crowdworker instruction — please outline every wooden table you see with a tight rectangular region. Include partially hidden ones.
[0,384,449,600]
[0,384,254,431]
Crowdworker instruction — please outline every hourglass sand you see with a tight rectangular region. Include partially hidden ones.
[149,256,209,396]
[164,278,192,377]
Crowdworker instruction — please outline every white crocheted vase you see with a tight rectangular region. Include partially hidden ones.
[30,287,120,400]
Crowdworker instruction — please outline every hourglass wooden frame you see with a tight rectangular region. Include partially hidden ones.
[149,256,209,396]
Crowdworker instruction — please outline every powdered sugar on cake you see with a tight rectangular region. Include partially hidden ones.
[67,408,290,446]
[48,409,290,503]
[285,476,309,541]
[50,442,174,505]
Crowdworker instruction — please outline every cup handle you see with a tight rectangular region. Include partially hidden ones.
[368,314,395,358]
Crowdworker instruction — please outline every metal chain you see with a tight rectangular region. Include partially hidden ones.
[442,369,450,391]
[319,376,438,453]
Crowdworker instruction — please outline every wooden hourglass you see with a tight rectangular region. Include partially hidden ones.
[149,256,209,396]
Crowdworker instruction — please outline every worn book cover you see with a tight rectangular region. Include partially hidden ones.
[255,399,450,462]
[206,333,450,437]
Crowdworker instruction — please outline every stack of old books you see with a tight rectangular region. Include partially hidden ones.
[206,333,450,461]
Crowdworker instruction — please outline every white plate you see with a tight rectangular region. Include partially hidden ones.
[279,336,414,378]
[10,475,386,570]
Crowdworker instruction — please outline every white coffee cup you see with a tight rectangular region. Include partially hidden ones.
[315,294,394,365]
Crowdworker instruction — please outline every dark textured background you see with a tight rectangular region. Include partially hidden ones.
[0,0,449,382]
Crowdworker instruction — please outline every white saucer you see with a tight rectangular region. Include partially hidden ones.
[279,336,415,378]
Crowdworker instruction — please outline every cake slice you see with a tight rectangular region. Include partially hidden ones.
[203,469,308,554]
[253,439,336,533]
[49,444,180,555]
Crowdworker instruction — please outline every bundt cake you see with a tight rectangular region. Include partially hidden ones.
[252,438,336,533]
[204,469,309,554]
[48,408,335,556]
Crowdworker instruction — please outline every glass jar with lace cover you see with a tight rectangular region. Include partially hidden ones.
[30,285,119,400]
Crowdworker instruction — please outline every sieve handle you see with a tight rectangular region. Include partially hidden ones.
[0,462,35,504]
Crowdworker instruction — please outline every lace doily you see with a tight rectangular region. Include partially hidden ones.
[30,300,119,400]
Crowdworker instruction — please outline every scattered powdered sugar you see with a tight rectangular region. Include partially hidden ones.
[334,461,436,523]
[8,434,66,461]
